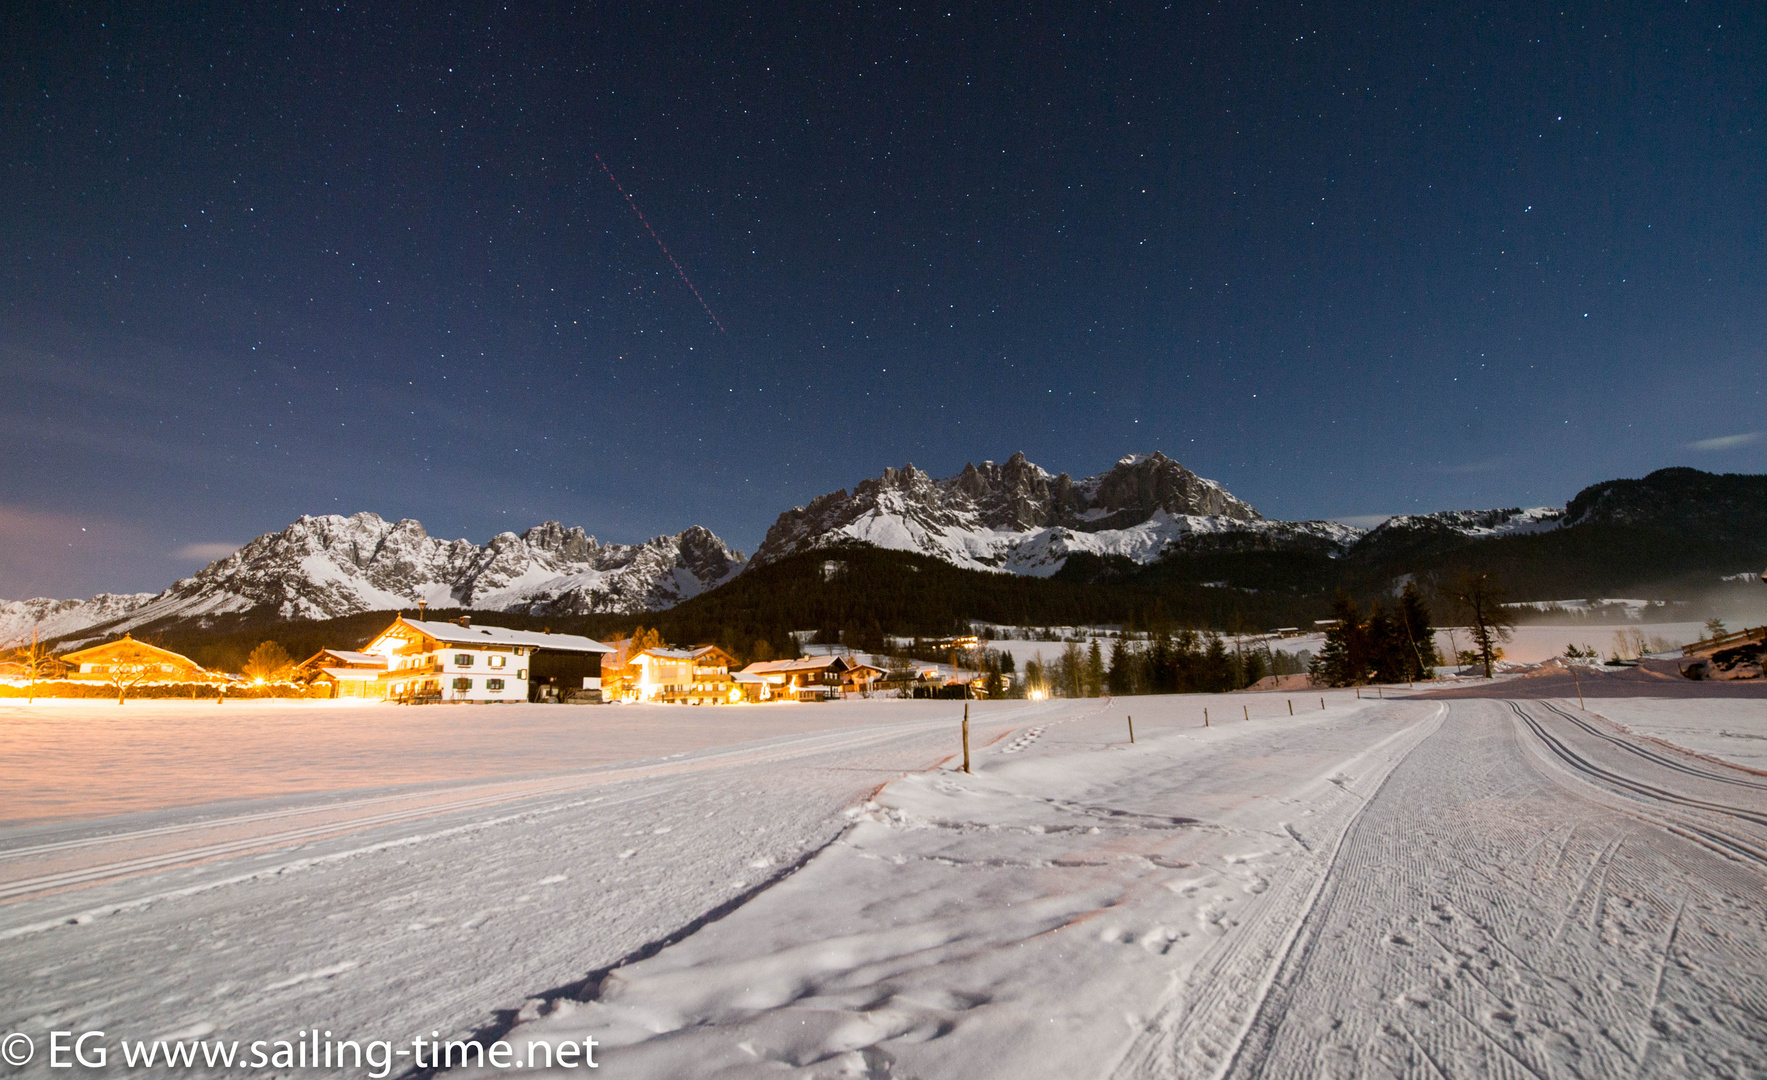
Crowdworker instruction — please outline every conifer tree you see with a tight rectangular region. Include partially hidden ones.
[1107,637,1133,696]
[1085,640,1106,697]
[1311,595,1367,687]
[1202,634,1234,693]
[1240,644,1267,689]
[1148,631,1176,694]
[1395,583,1439,680]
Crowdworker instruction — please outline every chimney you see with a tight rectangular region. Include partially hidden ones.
[417,600,428,620]
[459,615,471,628]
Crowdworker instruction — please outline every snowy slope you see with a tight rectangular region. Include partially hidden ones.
[0,594,159,649]
[0,514,746,645]
[1364,505,1564,539]
[753,451,1361,575]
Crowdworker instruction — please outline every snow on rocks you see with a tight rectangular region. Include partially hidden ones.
[750,451,1361,576]
[1,515,747,646]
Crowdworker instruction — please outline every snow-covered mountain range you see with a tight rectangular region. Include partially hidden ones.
[2,451,1613,648]
[1360,506,1564,542]
[1,514,746,646]
[751,452,1364,573]
[0,594,161,650]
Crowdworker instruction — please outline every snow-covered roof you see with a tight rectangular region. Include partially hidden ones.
[732,672,767,684]
[320,649,384,666]
[59,634,209,670]
[742,656,849,675]
[394,618,613,653]
[320,666,382,681]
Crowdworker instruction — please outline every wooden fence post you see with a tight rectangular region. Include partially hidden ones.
[1204,708,1209,727]
[1288,699,1293,715]
[962,701,971,774]
[1128,715,1135,743]
[1243,704,1249,721]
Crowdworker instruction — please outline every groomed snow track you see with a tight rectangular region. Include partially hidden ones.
[1181,699,1767,1080]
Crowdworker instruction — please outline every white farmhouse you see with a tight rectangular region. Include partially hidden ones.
[362,616,613,703]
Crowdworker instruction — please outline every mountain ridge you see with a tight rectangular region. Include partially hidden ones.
[5,462,1761,649]
[752,451,1360,574]
[1,513,746,647]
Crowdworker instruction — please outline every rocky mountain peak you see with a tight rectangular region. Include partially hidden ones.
[751,451,1288,572]
[4,513,747,645]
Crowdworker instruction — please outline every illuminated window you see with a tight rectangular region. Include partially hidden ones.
[488,655,506,669]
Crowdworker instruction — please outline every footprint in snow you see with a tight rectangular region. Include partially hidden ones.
[617,849,638,859]
[1164,876,1214,895]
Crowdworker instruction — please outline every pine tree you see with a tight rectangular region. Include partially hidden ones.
[1059,642,1085,697]
[1312,595,1367,687]
[1366,604,1408,683]
[1148,631,1176,694]
[1107,637,1133,696]
[1202,634,1234,693]
[1240,645,1267,689]
[1396,583,1439,680]
[1085,640,1106,697]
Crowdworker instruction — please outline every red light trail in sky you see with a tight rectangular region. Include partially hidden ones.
[595,154,725,333]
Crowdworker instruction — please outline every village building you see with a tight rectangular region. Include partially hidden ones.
[58,634,215,685]
[294,648,388,699]
[362,616,613,704]
[607,645,740,704]
[732,670,771,703]
[740,655,863,702]
[841,661,886,696]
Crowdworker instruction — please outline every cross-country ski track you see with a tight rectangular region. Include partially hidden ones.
[2,691,1762,1079]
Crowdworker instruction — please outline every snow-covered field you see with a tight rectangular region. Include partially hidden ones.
[2,688,1763,1078]
[984,621,1708,670]
[0,698,949,825]
[1581,698,1767,771]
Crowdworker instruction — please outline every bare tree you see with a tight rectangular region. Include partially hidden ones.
[1448,572,1512,679]
[17,630,50,703]
[103,656,159,704]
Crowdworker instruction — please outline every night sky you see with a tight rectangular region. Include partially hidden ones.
[4,2,1764,598]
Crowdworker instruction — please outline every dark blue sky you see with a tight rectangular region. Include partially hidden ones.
[3,1,1764,598]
